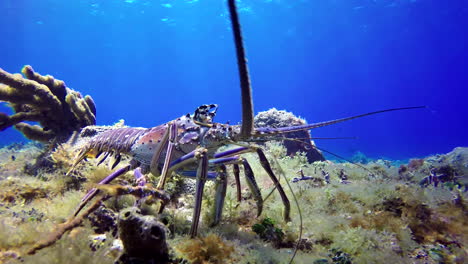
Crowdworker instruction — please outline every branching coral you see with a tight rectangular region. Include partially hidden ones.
[0,65,96,142]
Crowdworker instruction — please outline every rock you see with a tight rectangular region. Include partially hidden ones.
[117,207,169,264]
[422,147,468,189]
[254,108,325,162]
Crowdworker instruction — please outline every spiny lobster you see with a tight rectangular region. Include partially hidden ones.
[69,104,422,238]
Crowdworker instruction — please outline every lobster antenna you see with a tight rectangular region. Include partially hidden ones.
[249,136,358,142]
[281,137,375,173]
[228,0,254,138]
[254,106,427,135]
[309,136,357,140]
[271,155,302,264]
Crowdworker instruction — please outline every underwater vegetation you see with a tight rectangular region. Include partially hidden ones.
[176,233,234,264]
[0,1,465,263]
[0,141,466,263]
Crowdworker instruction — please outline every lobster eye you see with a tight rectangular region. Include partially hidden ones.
[208,104,218,114]
[194,104,218,123]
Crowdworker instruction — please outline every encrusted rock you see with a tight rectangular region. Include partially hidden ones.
[88,206,118,237]
[425,147,468,176]
[117,207,169,264]
[254,108,325,162]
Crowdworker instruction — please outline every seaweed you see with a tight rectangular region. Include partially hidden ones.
[0,143,466,263]
[252,217,285,248]
[176,234,235,264]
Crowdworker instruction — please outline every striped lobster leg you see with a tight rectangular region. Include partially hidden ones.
[214,146,291,222]
[73,164,135,216]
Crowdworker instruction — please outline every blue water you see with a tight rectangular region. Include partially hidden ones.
[1,0,467,160]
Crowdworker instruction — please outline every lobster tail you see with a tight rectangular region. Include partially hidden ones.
[66,127,148,176]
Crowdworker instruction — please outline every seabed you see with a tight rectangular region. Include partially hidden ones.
[0,141,466,264]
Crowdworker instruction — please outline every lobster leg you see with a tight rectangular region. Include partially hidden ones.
[256,148,291,222]
[209,156,242,203]
[73,164,135,216]
[155,121,177,190]
[212,148,264,217]
[211,165,228,227]
[213,146,251,158]
[190,148,209,238]
[207,157,249,226]
[214,145,291,222]
[152,147,212,236]
[164,148,219,180]
[133,167,148,207]
[177,158,239,227]
[241,158,264,217]
[134,167,146,186]
[233,164,242,203]
[66,148,96,176]
[207,155,243,204]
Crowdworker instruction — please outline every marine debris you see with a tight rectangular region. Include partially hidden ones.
[0,65,96,143]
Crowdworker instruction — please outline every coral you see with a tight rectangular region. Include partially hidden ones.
[0,66,96,142]
[254,108,325,163]
[176,233,234,264]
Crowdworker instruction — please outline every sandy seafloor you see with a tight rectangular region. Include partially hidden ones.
[0,141,466,264]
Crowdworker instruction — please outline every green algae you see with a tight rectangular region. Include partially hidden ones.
[0,142,466,263]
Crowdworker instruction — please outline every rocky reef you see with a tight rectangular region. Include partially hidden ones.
[0,141,466,263]
[254,108,325,163]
